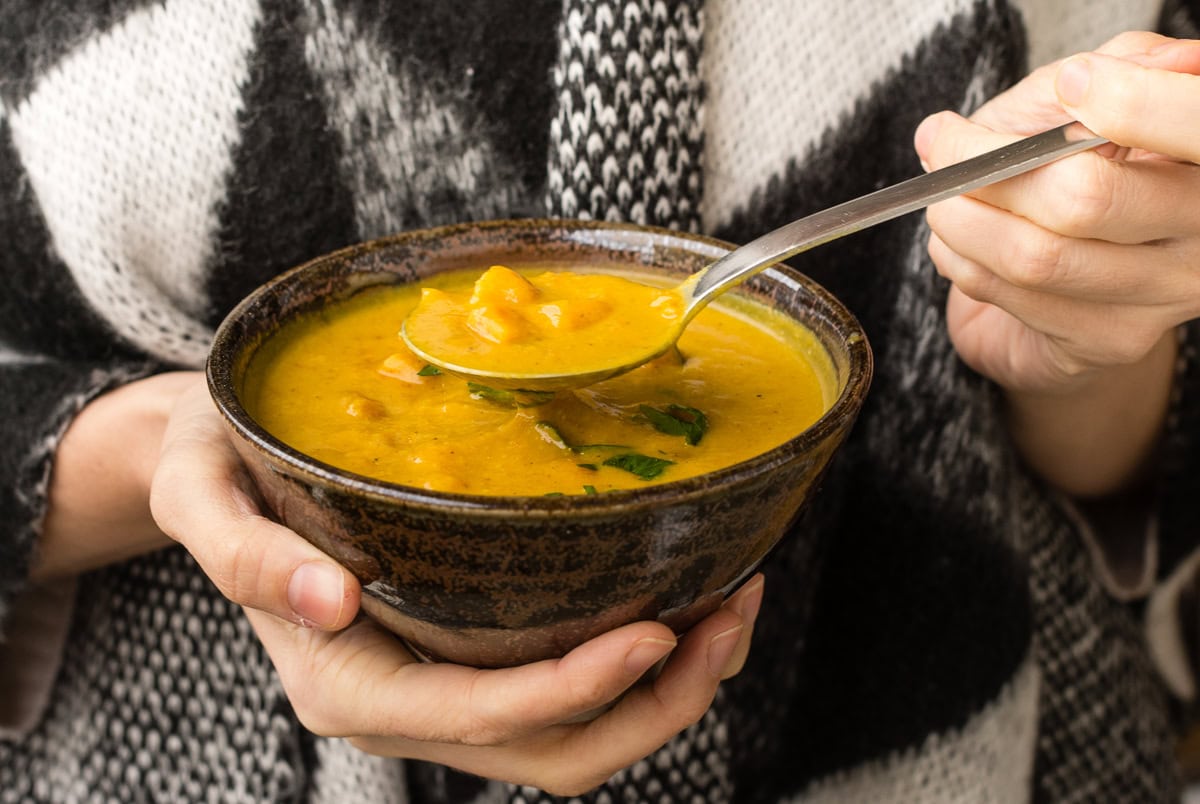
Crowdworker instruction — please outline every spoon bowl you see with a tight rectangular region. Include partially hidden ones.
[403,123,1104,390]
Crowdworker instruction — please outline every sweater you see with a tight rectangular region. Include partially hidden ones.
[2,0,1199,801]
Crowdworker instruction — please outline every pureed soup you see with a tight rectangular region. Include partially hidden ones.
[241,265,837,497]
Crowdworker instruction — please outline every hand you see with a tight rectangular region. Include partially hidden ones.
[149,378,763,796]
[913,33,1200,496]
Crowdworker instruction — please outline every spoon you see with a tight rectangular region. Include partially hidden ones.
[404,123,1106,391]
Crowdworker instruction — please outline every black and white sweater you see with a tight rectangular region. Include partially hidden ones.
[3,0,1200,801]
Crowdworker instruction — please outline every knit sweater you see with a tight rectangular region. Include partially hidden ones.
[2,1,1199,801]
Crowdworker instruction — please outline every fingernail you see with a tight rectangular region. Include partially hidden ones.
[730,577,765,625]
[706,624,744,678]
[625,637,676,675]
[287,562,345,628]
[1056,57,1091,107]
[913,114,943,162]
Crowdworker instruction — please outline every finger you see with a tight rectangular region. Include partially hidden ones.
[253,603,681,743]
[929,233,1174,373]
[333,581,764,797]
[966,32,1177,135]
[916,111,1200,244]
[150,385,360,629]
[496,593,756,795]
[719,573,764,679]
[925,194,1200,304]
[1056,47,1200,164]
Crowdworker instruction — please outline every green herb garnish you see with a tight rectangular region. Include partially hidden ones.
[577,463,598,471]
[544,491,566,497]
[417,364,442,376]
[583,485,598,495]
[639,404,708,446]
[602,452,675,480]
[468,383,555,408]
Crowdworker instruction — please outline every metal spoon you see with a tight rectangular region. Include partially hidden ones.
[404,123,1106,391]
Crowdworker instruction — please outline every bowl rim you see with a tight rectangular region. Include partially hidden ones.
[207,217,873,516]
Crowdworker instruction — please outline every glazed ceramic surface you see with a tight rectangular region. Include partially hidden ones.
[208,219,872,667]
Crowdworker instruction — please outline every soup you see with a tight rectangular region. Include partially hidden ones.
[403,264,687,378]
[242,266,835,496]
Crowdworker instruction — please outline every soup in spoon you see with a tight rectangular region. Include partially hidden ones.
[402,265,688,388]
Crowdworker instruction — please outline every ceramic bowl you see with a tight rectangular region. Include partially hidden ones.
[207,219,872,668]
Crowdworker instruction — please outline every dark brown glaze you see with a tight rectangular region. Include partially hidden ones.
[208,219,873,668]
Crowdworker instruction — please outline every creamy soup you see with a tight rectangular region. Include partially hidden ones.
[403,264,687,378]
[242,266,836,497]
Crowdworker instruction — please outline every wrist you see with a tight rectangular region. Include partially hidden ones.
[1004,331,1178,498]
[33,371,203,581]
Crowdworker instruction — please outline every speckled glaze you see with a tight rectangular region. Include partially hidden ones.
[207,219,872,668]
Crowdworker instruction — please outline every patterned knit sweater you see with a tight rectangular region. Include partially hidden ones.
[3,1,1200,801]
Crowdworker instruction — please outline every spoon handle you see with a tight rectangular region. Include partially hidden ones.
[689,123,1107,306]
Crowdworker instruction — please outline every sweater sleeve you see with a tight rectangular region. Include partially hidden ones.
[0,357,160,628]
[1143,320,1200,702]
[0,111,169,631]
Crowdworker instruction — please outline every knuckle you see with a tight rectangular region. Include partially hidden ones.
[212,533,267,608]
[1006,229,1068,289]
[945,259,993,301]
[1051,158,1118,236]
[541,779,601,798]
[454,671,518,746]
[562,668,613,709]
[1111,323,1161,365]
[284,683,345,737]
[535,767,608,798]
[147,463,185,538]
[1104,31,1152,55]
[292,704,343,739]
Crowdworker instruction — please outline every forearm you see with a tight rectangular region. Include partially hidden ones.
[1004,331,1177,499]
[31,371,200,581]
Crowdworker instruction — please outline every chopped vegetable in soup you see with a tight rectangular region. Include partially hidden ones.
[242,266,835,496]
[403,264,685,377]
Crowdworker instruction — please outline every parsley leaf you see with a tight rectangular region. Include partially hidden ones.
[639,404,708,446]
[602,452,675,480]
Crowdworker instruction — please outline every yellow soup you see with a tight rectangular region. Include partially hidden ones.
[403,265,686,377]
[242,266,836,497]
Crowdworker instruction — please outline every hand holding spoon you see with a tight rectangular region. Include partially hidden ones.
[403,123,1105,391]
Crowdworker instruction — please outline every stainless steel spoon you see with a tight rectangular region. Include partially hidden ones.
[404,123,1106,390]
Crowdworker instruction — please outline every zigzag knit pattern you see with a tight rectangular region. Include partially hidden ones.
[1,1,1199,802]
[545,0,705,231]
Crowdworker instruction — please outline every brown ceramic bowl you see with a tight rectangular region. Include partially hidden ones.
[207,219,872,668]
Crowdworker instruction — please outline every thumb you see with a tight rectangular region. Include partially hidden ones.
[1055,43,1200,163]
[149,383,360,629]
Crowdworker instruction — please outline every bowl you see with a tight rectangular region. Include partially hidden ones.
[207,219,872,668]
